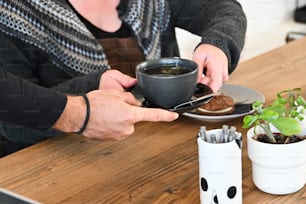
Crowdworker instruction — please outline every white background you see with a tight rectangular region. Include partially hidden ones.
[176,0,306,61]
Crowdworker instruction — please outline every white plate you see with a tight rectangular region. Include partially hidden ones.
[183,84,265,122]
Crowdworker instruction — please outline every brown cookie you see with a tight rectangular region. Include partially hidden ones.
[197,95,235,115]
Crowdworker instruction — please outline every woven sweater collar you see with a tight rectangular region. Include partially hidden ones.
[0,0,169,74]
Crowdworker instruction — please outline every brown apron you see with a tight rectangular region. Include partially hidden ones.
[98,37,145,77]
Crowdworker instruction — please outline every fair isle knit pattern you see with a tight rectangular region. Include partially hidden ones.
[0,0,169,75]
[122,0,170,59]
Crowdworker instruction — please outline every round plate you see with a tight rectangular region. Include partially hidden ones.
[183,84,265,122]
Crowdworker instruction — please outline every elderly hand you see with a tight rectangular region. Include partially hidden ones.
[99,69,137,91]
[83,90,179,140]
[83,90,178,140]
[55,90,179,140]
[192,44,229,93]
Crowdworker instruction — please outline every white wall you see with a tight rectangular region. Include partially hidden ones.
[238,0,306,60]
[176,0,306,61]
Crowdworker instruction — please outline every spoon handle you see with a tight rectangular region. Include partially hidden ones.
[172,93,216,110]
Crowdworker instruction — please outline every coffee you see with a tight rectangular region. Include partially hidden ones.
[136,58,198,108]
[143,66,190,76]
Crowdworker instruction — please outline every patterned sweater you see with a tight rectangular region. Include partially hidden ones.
[0,0,246,93]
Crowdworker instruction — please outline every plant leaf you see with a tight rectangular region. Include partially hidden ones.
[271,117,302,136]
[265,104,286,115]
[261,109,279,121]
[242,115,257,128]
[296,96,306,106]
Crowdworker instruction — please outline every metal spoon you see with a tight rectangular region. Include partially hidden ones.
[168,93,215,113]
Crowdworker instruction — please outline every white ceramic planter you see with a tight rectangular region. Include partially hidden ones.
[247,127,306,195]
[198,129,242,204]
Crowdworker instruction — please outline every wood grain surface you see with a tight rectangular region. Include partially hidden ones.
[1,38,306,204]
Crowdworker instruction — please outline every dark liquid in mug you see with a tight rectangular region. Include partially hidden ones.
[143,66,191,76]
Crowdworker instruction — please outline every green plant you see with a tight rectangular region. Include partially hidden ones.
[242,88,306,144]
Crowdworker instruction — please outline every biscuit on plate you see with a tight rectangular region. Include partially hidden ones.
[197,95,235,115]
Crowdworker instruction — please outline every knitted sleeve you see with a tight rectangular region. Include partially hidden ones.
[168,0,247,73]
[51,70,104,95]
[0,68,67,130]
[0,32,104,95]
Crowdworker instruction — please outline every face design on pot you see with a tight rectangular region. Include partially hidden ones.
[199,138,242,204]
[200,177,237,204]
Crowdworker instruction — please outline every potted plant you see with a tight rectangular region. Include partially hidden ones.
[242,88,306,195]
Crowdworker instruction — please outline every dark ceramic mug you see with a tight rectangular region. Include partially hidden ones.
[136,57,198,109]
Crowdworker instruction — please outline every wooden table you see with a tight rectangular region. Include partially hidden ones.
[1,38,306,204]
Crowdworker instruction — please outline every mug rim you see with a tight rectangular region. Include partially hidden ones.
[136,57,198,78]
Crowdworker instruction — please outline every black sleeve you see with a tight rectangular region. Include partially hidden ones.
[0,32,103,95]
[168,0,247,73]
[51,70,104,95]
[0,68,67,130]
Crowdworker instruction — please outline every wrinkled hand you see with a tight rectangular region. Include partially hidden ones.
[83,90,179,140]
[193,44,229,92]
[99,69,137,90]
